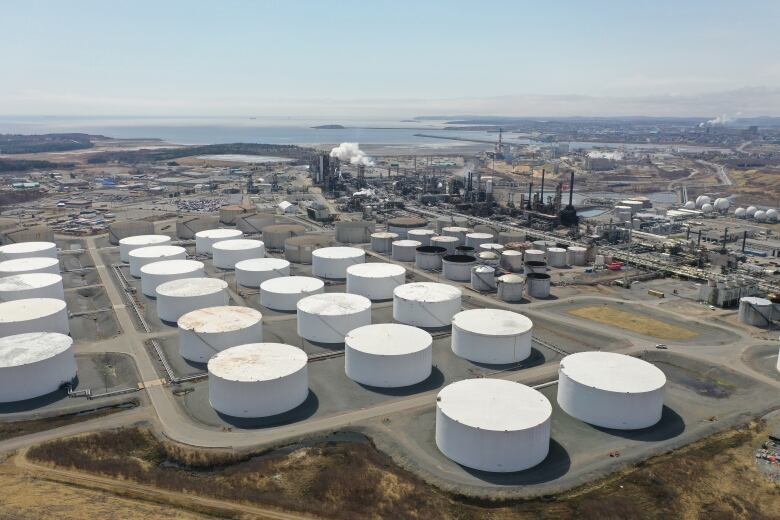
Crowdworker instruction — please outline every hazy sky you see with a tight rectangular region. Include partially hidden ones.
[2,0,779,118]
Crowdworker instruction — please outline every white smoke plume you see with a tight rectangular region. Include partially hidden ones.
[330,142,375,166]
[700,113,734,126]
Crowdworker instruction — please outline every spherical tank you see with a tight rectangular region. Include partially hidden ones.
[415,245,446,271]
[0,257,60,277]
[346,262,406,301]
[441,254,477,282]
[391,240,421,262]
[0,332,77,402]
[212,239,265,269]
[497,274,526,302]
[208,343,308,418]
[262,224,306,251]
[0,241,57,262]
[470,265,496,291]
[297,293,372,344]
[546,247,567,267]
[155,278,229,323]
[407,228,436,246]
[746,206,758,218]
[0,298,69,337]
[557,352,666,429]
[235,258,290,288]
[118,235,171,263]
[260,276,324,311]
[683,200,696,210]
[500,250,524,272]
[140,259,205,297]
[754,210,767,222]
[345,324,432,387]
[194,228,243,256]
[370,232,398,253]
[311,246,365,279]
[393,282,461,328]
[178,306,263,362]
[465,232,493,249]
[0,273,64,302]
[436,379,551,472]
[451,309,532,364]
[430,235,458,254]
[128,245,187,278]
[766,209,779,222]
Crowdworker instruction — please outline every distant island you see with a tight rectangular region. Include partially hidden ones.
[312,124,345,129]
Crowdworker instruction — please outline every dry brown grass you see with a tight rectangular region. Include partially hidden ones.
[568,304,698,340]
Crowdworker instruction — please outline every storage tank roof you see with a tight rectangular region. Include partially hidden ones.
[346,323,432,356]
[525,249,544,255]
[0,273,61,291]
[156,277,227,297]
[466,232,493,239]
[208,343,306,382]
[387,217,427,227]
[129,245,186,259]
[235,258,289,271]
[437,379,551,431]
[261,276,323,294]
[0,298,66,322]
[140,259,203,276]
[741,296,771,305]
[0,257,59,273]
[408,228,435,235]
[118,235,170,246]
[178,305,262,333]
[394,282,461,303]
[502,250,522,256]
[560,352,666,394]
[431,235,458,242]
[0,332,72,368]
[297,293,371,315]
[347,263,405,278]
[498,274,525,283]
[442,226,470,232]
[312,246,364,259]
[547,247,566,253]
[0,242,56,254]
[195,228,243,239]
[370,232,398,239]
[567,246,587,252]
[392,240,422,247]
[212,239,264,251]
[452,309,532,336]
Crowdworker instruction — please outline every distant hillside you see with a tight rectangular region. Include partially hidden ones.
[87,142,318,164]
[0,133,101,154]
[0,158,74,172]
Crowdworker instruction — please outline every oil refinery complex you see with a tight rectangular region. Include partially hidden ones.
[0,130,779,500]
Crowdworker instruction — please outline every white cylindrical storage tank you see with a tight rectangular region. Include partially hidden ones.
[546,247,567,268]
[391,240,421,262]
[208,343,308,418]
[465,232,493,249]
[345,324,432,387]
[0,298,69,337]
[415,246,446,271]
[393,282,461,328]
[738,297,774,327]
[128,245,186,278]
[430,235,458,254]
[442,226,470,246]
[566,246,587,266]
[442,254,477,282]
[0,273,64,302]
[558,352,666,430]
[296,293,372,344]
[312,246,365,279]
[0,241,57,262]
[479,243,504,254]
[407,228,436,246]
[178,306,263,363]
[451,309,533,364]
[497,274,526,302]
[436,216,468,232]
[194,228,243,256]
[527,273,551,298]
[524,260,547,274]
[497,231,525,245]
[524,249,545,262]
[346,263,406,301]
[156,278,229,323]
[532,240,553,251]
[0,332,77,402]
[212,239,265,269]
[436,379,551,472]
[0,257,59,277]
[284,235,334,265]
[235,258,290,288]
[335,221,375,244]
[118,235,171,263]
[262,224,307,251]
[620,200,644,214]
[470,265,496,291]
[260,276,324,311]
[140,259,205,298]
[370,232,398,253]
[387,217,427,239]
[614,206,632,222]
[500,250,524,272]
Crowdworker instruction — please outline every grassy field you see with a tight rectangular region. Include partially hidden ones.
[568,305,698,340]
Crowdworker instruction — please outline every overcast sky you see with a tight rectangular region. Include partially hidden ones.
[2,0,779,118]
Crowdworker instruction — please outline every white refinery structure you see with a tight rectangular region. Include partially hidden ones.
[128,245,187,278]
[451,309,533,364]
[311,246,365,279]
[436,379,552,472]
[0,273,65,302]
[0,241,58,261]
[155,278,229,323]
[195,228,243,256]
[178,306,263,362]
[345,323,432,387]
[118,235,171,263]
[260,276,324,311]
[0,332,77,402]
[557,352,666,430]
[212,239,265,269]
[140,259,205,297]
[296,293,372,343]
[393,282,461,328]
[0,257,60,277]
[235,258,290,287]
[346,263,406,301]
[208,343,308,418]
[0,298,69,337]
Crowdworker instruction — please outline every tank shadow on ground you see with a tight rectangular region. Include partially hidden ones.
[459,438,571,485]
[467,347,548,371]
[305,339,345,351]
[216,390,319,429]
[591,405,685,442]
[0,377,78,413]
[357,366,445,396]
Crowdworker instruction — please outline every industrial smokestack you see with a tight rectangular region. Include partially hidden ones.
[540,169,546,206]
[568,171,575,207]
[527,182,533,210]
